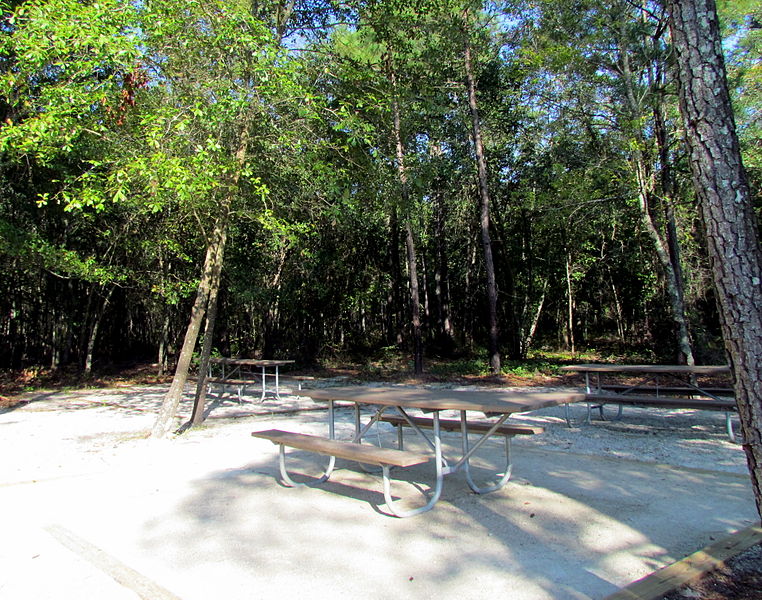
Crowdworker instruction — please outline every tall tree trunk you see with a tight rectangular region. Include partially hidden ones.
[404,220,424,374]
[388,56,423,375]
[434,182,454,345]
[667,0,762,519]
[634,159,695,366]
[565,250,576,355]
[464,30,500,373]
[521,279,547,359]
[618,29,696,366]
[386,207,403,346]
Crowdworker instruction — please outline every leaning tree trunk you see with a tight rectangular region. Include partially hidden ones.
[634,159,696,366]
[464,31,500,374]
[151,209,230,438]
[189,236,225,426]
[667,0,762,520]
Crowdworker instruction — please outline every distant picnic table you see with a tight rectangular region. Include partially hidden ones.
[206,358,295,402]
[560,364,738,441]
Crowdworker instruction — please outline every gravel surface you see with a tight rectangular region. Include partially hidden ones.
[1,381,756,600]
[1,380,749,483]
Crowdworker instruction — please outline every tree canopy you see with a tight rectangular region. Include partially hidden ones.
[0,0,758,377]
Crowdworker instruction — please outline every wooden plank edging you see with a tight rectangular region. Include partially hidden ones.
[602,524,762,600]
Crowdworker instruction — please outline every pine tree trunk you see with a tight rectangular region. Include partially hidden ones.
[667,0,762,520]
[404,220,424,375]
[464,32,500,374]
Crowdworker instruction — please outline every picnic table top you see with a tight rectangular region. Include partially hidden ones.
[297,386,586,415]
[209,358,295,367]
[560,364,730,375]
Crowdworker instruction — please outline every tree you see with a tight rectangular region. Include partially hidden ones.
[461,5,501,373]
[666,0,762,519]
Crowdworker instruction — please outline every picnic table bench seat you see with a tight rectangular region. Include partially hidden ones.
[598,384,734,397]
[584,393,738,441]
[378,414,544,436]
[252,429,431,467]
[206,377,252,386]
[585,393,736,411]
[252,428,433,517]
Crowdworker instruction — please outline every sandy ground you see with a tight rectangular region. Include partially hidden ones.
[0,381,758,599]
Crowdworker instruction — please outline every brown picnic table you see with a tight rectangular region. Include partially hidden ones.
[560,364,738,441]
[252,386,586,517]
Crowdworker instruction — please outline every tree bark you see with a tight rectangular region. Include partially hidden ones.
[464,29,500,374]
[667,0,762,520]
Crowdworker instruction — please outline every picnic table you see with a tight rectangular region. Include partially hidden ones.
[560,364,737,440]
[252,386,585,517]
[207,357,294,402]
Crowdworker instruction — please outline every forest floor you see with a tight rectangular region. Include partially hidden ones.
[1,358,760,599]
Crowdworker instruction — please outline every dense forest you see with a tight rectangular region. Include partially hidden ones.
[1,0,759,378]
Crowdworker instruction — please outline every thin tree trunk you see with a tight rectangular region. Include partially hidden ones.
[421,250,430,328]
[386,208,403,346]
[618,29,696,366]
[83,285,115,376]
[434,184,454,343]
[667,0,762,519]
[388,55,423,375]
[464,28,500,374]
[521,279,547,359]
[158,308,170,376]
[634,160,695,366]
[565,251,576,355]
[609,272,626,344]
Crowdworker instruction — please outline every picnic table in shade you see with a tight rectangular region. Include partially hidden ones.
[252,386,586,517]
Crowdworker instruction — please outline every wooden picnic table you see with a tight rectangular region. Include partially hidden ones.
[207,357,295,402]
[560,364,737,440]
[252,386,586,517]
